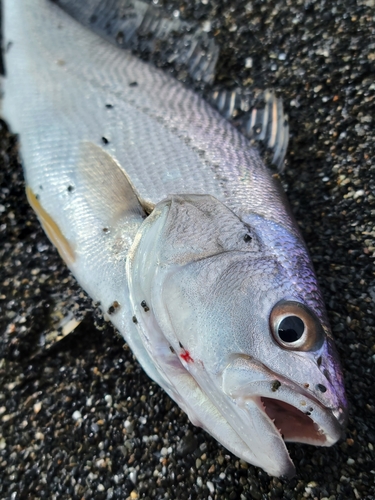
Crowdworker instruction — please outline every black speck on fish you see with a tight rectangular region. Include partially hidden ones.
[271,380,281,392]
[116,31,124,45]
[141,300,149,312]
[108,301,120,314]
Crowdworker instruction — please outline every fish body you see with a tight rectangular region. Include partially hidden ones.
[1,0,347,477]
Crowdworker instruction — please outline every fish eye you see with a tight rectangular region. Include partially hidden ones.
[270,300,324,351]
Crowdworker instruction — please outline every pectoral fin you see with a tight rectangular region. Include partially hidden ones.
[76,141,154,226]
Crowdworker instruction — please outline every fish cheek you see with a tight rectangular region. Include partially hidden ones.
[160,253,283,367]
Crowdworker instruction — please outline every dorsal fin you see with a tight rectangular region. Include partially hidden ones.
[50,0,219,84]
[210,89,289,172]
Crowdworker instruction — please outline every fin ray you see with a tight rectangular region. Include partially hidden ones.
[52,0,219,84]
[75,141,151,226]
[210,88,289,172]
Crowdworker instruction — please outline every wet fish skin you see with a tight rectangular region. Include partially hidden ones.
[1,0,347,477]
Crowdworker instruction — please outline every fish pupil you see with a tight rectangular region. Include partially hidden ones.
[278,316,304,342]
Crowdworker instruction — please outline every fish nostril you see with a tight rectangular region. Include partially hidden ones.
[323,368,331,384]
[316,384,327,393]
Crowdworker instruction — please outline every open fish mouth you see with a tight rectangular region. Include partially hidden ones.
[218,355,344,476]
[260,396,328,444]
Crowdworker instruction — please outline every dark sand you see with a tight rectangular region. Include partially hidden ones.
[0,0,374,498]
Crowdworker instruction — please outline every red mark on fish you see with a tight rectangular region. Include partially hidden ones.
[180,350,193,363]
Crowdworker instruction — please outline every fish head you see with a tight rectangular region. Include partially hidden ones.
[127,194,347,477]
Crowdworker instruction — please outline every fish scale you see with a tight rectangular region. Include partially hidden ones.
[3,0,295,233]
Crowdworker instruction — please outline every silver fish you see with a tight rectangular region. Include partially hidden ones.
[1,0,347,477]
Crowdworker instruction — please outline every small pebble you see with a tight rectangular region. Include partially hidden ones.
[72,410,82,421]
[207,481,215,494]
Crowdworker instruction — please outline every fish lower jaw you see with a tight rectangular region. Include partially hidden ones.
[231,393,335,477]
